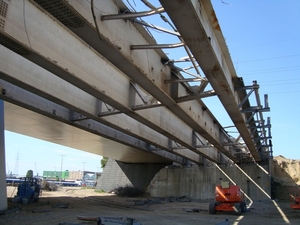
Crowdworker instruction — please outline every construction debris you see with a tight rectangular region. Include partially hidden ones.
[41,180,58,191]
[126,196,190,206]
[77,216,141,225]
[182,208,206,213]
[166,195,190,202]
[97,217,141,225]
[32,209,51,213]
[58,223,85,225]
[52,203,72,209]
[126,199,163,206]
[77,216,122,221]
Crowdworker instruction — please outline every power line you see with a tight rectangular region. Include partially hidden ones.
[231,37,300,50]
[268,90,300,95]
[238,66,300,75]
[236,53,300,64]
[261,81,300,87]
[258,78,300,84]
[239,69,300,76]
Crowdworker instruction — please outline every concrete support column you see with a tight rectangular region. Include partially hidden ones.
[0,100,7,210]
[96,159,169,192]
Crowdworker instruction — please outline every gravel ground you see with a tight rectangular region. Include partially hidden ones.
[1,186,300,225]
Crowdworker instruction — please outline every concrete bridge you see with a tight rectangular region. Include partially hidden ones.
[0,0,272,210]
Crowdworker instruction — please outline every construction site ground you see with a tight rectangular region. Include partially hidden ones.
[1,186,300,225]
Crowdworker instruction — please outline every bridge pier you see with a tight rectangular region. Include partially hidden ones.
[0,100,7,211]
[96,159,170,192]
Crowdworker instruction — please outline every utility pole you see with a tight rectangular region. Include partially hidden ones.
[35,162,38,177]
[82,162,87,183]
[60,155,66,184]
[13,150,20,176]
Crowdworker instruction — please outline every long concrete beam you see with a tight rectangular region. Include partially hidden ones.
[0,78,184,164]
[159,0,260,161]
[28,0,236,161]
[0,34,213,163]
[0,45,168,154]
[0,1,224,163]
[0,44,204,164]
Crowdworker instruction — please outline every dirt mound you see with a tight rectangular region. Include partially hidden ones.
[272,155,300,186]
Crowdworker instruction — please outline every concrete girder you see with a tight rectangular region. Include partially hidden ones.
[159,0,261,161]
[0,78,185,164]
[0,44,206,164]
[0,1,223,163]
[0,30,218,163]
[28,0,236,162]
[0,45,170,152]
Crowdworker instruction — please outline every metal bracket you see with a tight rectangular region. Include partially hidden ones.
[131,42,184,50]
[165,78,203,83]
[101,7,165,21]
[240,106,270,113]
[130,82,161,110]
[133,19,180,36]
[175,90,216,103]
[131,82,148,105]
[97,102,120,117]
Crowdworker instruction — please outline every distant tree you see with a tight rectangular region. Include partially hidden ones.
[101,157,108,168]
[26,170,33,178]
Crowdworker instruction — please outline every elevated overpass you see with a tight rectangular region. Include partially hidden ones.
[0,0,272,210]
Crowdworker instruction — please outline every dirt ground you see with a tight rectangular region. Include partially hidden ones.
[0,186,300,225]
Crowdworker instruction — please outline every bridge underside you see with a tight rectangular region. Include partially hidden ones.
[0,0,272,165]
[4,101,172,164]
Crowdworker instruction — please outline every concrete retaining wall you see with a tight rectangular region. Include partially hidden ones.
[148,164,271,201]
[96,159,271,201]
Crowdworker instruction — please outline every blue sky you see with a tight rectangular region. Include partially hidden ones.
[5,131,103,177]
[4,0,300,176]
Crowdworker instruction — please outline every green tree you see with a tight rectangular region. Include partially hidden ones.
[101,157,108,168]
[26,169,33,178]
